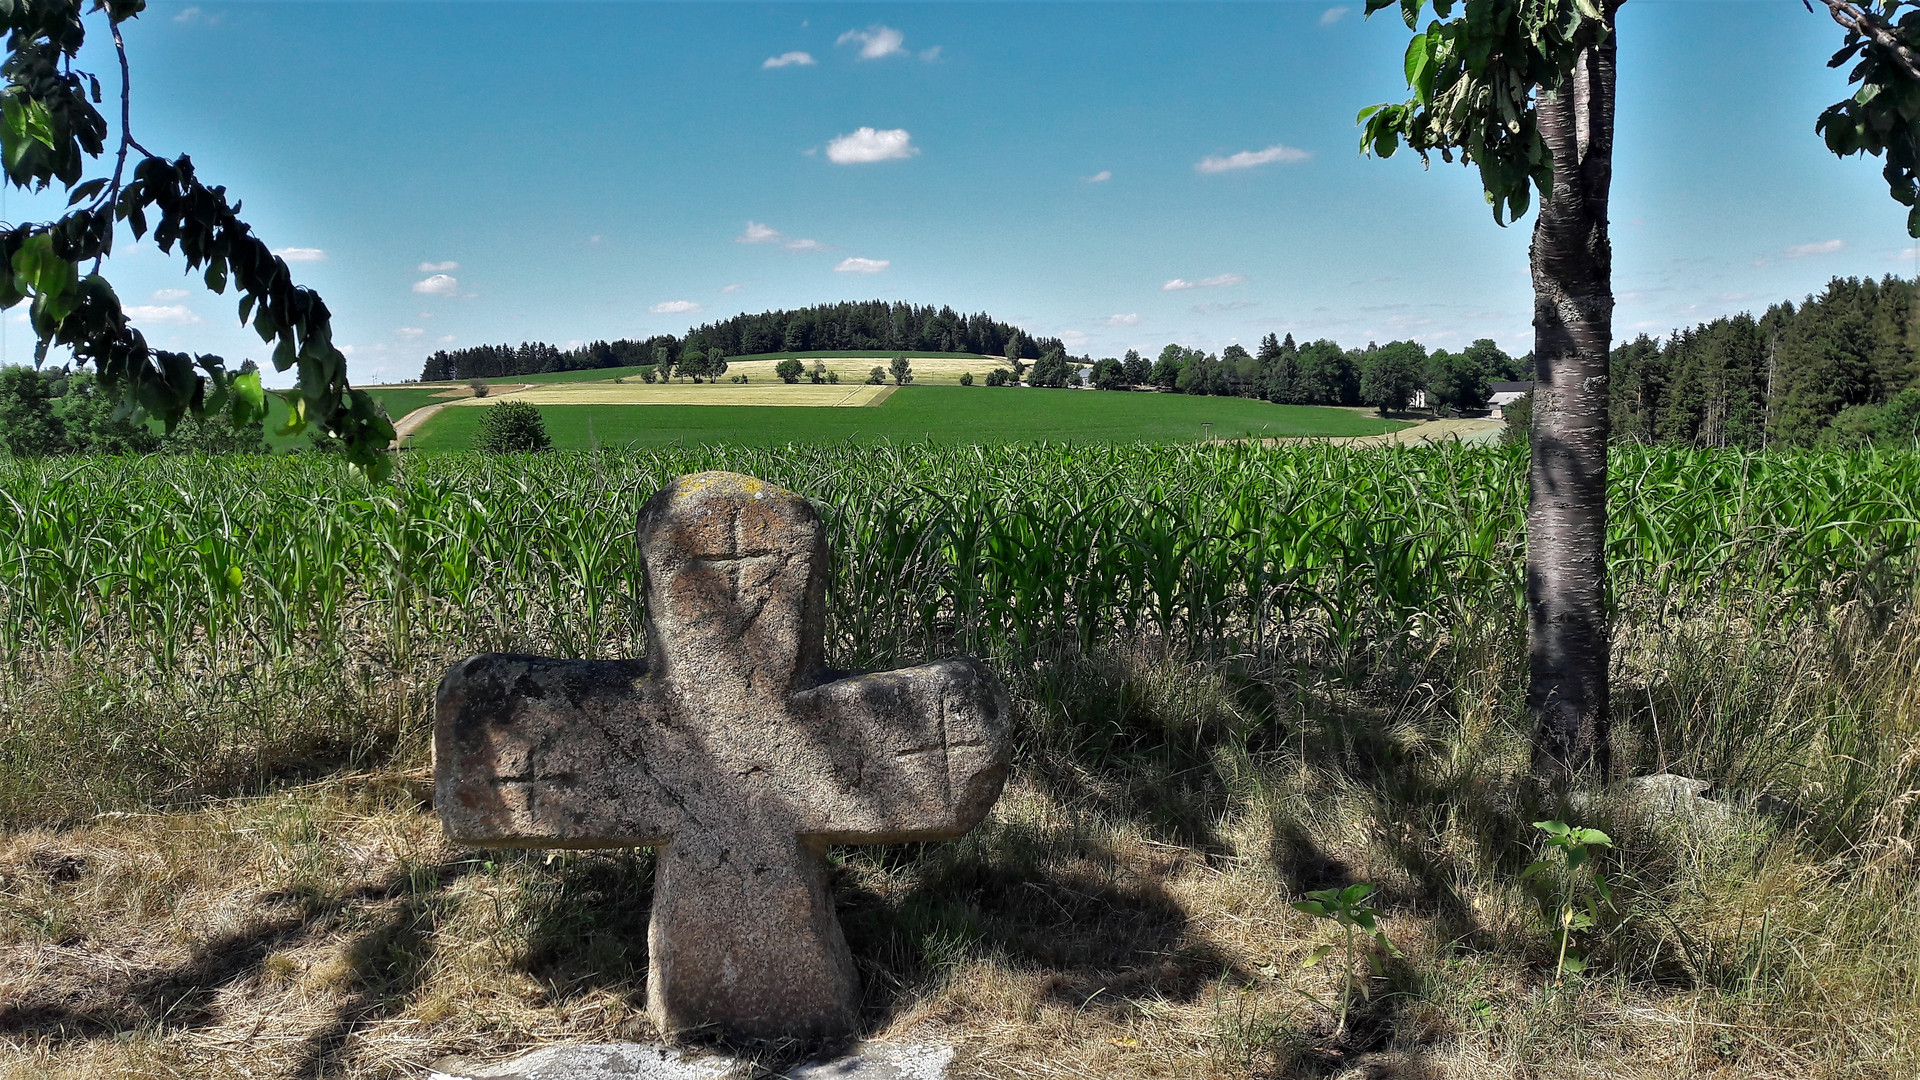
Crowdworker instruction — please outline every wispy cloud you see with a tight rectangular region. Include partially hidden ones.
[825,127,917,164]
[1193,300,1258,314]
[272,246,326,263]
[151,288,189,302]
[1086,170,1112,183]
[919,46,942,61]
[417,260,459,272]
[1107,313,1140,327]
[835,257,890,274]
[173,5,203,23]
[1319,6,1350,26]
[1163,274,1246,291]
[838,25,906,59]
[1784,239,1845,259]
[721,284,745,294]
[1195,143,1312,174]
[763,51,817,69]
[650,300,704,314]
[125,304,201,325]
[738,222,783,244]
[398,327,425,340]
[738,221,827,251]
[413,274,460,296]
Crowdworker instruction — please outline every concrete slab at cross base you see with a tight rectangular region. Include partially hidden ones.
[425,1042,954,1080]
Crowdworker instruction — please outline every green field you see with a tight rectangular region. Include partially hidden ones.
[408,385,1407,450]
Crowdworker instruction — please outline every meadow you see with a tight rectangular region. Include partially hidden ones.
[3,441,1919,1078]
[411,385,1406,450]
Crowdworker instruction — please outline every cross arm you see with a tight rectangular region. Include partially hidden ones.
[787,657,1013,844]
[435,653,684,849]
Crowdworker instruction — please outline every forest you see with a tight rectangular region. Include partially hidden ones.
[416,301,1063,382]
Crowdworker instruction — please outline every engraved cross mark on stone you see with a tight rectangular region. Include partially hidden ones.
[434,472,1013,1041]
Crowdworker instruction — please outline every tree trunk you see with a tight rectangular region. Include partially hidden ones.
[1527,22,1617,780]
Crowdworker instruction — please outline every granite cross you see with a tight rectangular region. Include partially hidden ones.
[434,472,1013,1042]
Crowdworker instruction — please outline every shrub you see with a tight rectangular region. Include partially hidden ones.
[473,400,551,453]
[468,378,489,399]
[1502,391,1533,445]
[867,366,887,385]
[984,368,1010,387]
[959,372,974,387]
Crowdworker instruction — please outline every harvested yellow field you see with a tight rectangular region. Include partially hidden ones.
[721,355,1012,385]
[448,381,891,408]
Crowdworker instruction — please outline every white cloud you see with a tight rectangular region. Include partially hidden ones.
[273,246,326,263]
[825,127,917,164]
[838,25,906,60]
[417,260,459,272]
[721,284,745,294]
[650,300,704,314]
[124,304,201,325]
[1784,239,1845,259]
[438,334,457,344]
[1059,330,1089,348]
[398,327,425,340]
[1319,6,1350,26]
[1194,300,1258,314]
[1195,143,1313,174]
[588,234,603,244]
[738,222,784,244]
[835,257,890,274]
[413,274,460,296]
[151,288,189,302]
[919,46,942,61]
[1107,313,1140,327]
[739,222,826,250]
[1086,170,1112,183]
[1162,274,1246,291]
[763,51,817,69]
[173,5,201,22]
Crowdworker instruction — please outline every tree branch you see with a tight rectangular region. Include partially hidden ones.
[1817,0,1920,83]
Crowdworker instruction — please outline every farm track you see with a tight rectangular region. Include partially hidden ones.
[391,384,532,445]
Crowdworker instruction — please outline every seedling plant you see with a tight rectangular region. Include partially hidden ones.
[1523,820,1613,985]
[1294,882,1399,1036]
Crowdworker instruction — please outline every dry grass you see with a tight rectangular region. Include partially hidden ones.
[6,608,1920,1079]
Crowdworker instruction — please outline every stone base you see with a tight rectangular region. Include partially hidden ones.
[427,1041,953,1080]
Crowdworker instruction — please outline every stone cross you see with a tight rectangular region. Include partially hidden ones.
[434,472,1012,1042]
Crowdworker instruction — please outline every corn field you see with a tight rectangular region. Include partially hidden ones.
[2,441,1918,818]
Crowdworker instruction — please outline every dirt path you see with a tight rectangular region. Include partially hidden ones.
[1251,416,1505,448]
[391,384,532,445]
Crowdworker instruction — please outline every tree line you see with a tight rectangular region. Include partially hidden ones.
[1611,274,1920,448]
[418,301,1064,382]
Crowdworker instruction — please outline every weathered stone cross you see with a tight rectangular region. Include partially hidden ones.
[434,472,1012,1042]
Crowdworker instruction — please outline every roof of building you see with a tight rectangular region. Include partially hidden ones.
[1490,381,1534,394]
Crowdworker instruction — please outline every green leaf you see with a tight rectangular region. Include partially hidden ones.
[1293,900,1330,918]
[1341,883,1376,905]
[1302,943,1333,967]
[274,390,307,436]
[228,368,265,428]
[1399,0,1422,29]
[1571,828,1612,847]
[1533,820,1571,837]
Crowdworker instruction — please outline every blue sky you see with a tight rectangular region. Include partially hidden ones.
[18,1,1913,385]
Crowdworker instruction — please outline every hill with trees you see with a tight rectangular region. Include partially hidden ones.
[418,301,1063,382]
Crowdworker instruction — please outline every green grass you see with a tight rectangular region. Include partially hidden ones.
[409,386,1407,450]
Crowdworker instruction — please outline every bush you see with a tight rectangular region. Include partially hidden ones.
[1502,391,1532,446]
[473,400,551,453]
[984,368,1010,387]
[775,358,804,384]
[468,378,490,399]
[959,372,974,387]
[867,366,887,385]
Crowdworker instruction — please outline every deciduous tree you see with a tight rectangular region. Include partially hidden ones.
[0,1,392,474]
